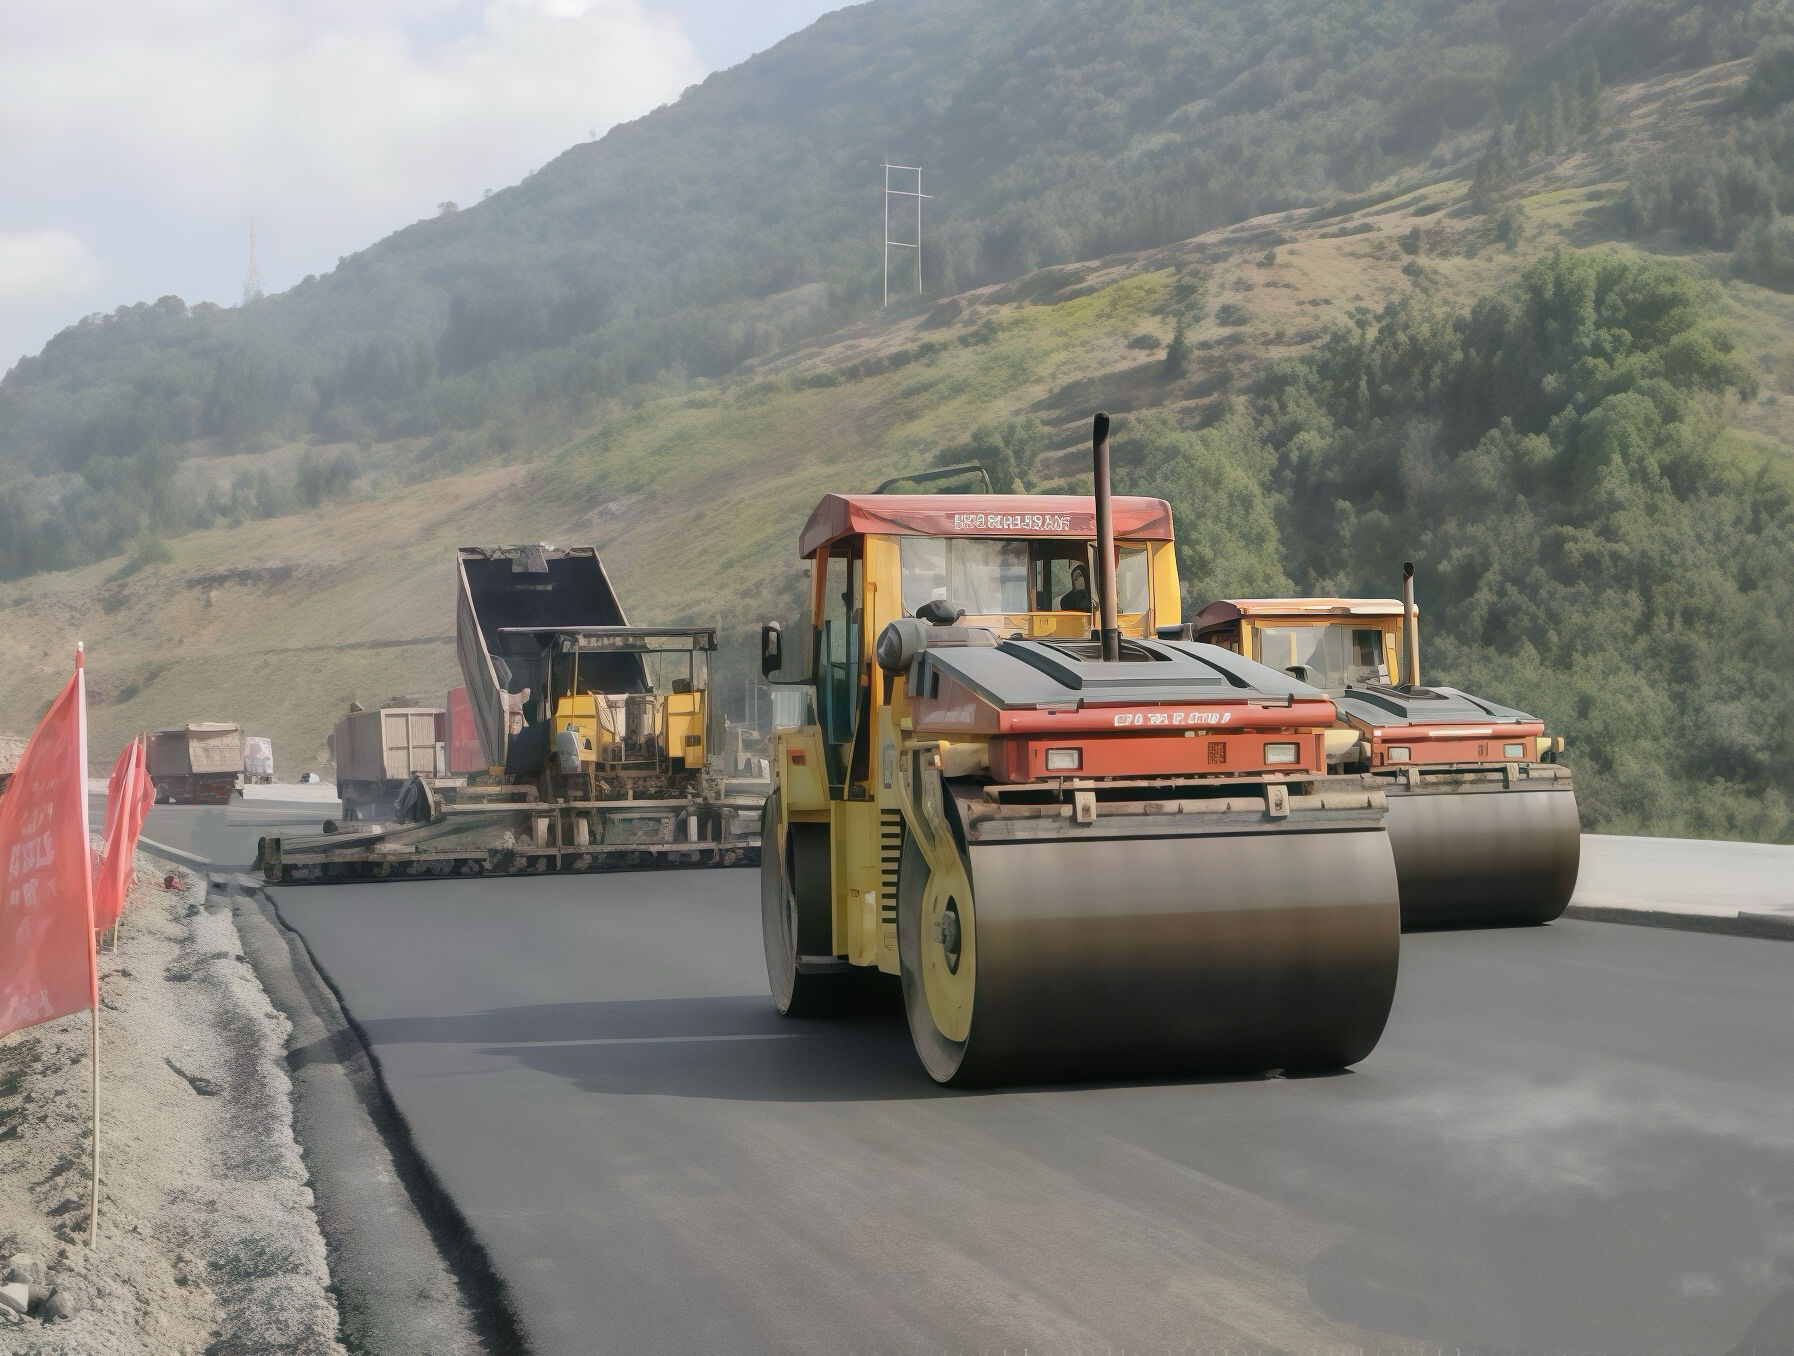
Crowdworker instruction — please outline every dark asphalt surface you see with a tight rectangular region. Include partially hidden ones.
[247,864,1794,1356]
[136,805,1794,1352]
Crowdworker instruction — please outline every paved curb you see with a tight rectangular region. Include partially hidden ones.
[233,876,530,1354]
[1565,903,1794,941]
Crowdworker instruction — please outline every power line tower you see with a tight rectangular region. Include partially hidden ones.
[882,163,930,305]
[242,217,264,305]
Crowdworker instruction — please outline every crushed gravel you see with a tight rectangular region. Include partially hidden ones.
[0,857,345,1355]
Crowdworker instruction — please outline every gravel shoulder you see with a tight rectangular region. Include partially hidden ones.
[0,856,344,1355]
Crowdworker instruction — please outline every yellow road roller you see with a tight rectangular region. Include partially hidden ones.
[759,416,1401,1085]
[1182,565,1579,929]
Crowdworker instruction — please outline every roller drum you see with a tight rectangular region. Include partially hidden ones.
[1386,783,1580,929]
[899,808,1400,1086]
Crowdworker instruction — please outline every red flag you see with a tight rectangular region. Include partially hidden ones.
[93,737,150,933]
[0,658,99,1039]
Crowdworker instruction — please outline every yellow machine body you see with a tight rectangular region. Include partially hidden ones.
[776,527,1182,974]
[554,688,707,771]
[1190,599,1562,763]
[762,490,1401,1083]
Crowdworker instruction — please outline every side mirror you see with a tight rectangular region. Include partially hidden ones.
[760,622,784,680]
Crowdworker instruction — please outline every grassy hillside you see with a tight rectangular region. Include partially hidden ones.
[3,10,1794,841]
[7,0,1791,579]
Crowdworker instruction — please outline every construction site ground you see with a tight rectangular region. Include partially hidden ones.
[7,800,1790,1354]
[0,856,343,1356]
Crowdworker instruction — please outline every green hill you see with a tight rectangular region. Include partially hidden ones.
[1,0,1792,841]
[7,0,1790,577]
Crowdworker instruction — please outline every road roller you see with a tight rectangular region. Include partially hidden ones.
[759,415,1400,1086]
[1182,565,1579,929]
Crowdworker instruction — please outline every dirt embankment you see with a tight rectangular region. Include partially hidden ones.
[0,861,344,1356]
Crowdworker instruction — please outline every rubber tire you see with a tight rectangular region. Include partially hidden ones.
[761,791,851,1018]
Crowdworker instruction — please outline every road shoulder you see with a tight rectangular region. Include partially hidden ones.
[236,878,525,1354]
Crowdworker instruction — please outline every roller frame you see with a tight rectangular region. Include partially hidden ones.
[1379,765,1580,929]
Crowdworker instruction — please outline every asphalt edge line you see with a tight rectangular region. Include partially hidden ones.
[1565,903,1794,941]
[255,884,534,1355]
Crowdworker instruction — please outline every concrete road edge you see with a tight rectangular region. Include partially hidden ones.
[1565,903,1794,941]
[233,877,532,1354]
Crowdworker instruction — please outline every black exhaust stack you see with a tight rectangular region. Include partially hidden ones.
[1400,560,1420,688]
[1092,412,1121,663]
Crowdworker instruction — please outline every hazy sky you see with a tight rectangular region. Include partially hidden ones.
[0,0,848,373]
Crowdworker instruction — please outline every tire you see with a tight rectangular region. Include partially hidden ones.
[761,791,855,1017]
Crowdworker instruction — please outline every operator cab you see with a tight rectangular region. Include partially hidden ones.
[895,534,1155,638]
[768,492,1181,791]
[1189,599,1404,695]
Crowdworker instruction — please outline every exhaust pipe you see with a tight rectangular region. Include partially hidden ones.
[1092,412,1121,663]
[1400,560,1420,688]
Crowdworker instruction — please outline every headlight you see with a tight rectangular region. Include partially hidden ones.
[1263,742,1299,765]
[1503,742,1525,759]
[1384,745,1410,763]
[1044,747,1082,771]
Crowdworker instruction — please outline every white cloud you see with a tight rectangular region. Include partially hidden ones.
[0,231,103,308]
[0,0,705,367]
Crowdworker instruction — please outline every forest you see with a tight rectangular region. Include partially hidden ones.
[5,0,1793,579]
[1116,250,1792,839]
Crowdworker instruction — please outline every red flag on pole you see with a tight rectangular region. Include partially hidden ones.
[0,655,100,1039]
[93,736,150,934]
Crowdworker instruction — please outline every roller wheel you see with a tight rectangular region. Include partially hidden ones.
[761,791,853,1017]
[897,827,981,1084]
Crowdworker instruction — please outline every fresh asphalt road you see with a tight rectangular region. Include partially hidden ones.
[247,861,1794,1356]
[130,804,1793,1352]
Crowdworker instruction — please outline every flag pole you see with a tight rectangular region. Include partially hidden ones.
[75,644,100,1251]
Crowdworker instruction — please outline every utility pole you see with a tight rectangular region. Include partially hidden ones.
[882,163,930,305]
[242,218,264,306]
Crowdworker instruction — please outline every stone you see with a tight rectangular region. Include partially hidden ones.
[4,1253,46,1285]
[0,1282,28,1314]
[41,1287,77,1321]
[165,1057,220,1096]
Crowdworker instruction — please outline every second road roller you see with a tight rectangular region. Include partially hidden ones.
[1182,564,1579,928]
[759,415,1401,1085]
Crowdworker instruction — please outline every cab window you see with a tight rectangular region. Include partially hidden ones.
[815,542,863,777]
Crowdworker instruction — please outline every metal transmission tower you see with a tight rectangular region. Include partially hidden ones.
[882,163,930,305]
[242,218,265,305]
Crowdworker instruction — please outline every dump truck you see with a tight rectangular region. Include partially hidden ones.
[147,723,244,804]
[257,545,761,882]
[329,703,454,821]
[1182,564,1578,928]
[759,415,1400,1086]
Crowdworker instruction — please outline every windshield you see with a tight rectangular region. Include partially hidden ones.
[1256,623,1388,691]
[898,538,1150,618]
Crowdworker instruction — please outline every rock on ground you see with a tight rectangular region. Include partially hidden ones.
[0,858,345,1356]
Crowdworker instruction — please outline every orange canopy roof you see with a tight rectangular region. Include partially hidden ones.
[798,493,1173,558]
[1194,598,1411,628]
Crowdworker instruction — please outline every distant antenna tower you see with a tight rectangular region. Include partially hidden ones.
[882,163,930,306]
[242,217,265,305]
